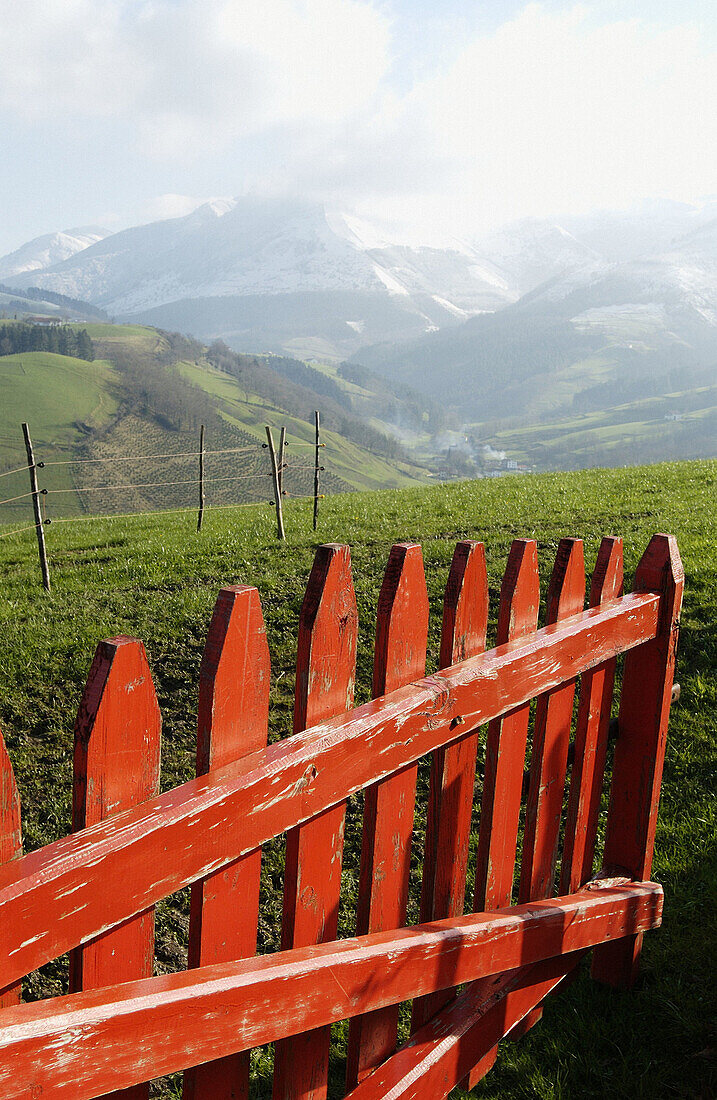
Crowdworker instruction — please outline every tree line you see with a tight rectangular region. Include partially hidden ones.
[0,322,94,361]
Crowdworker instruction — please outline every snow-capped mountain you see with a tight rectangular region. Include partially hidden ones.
[355,215,717,418]
[0,227,109,281]
[474,218,603,296]
[4,198,515,356]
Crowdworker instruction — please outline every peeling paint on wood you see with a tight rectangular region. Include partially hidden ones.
[0,883,663,1099]
[347,544,429,1088]
[184,585,270,1100]
[273,545,358,1100]
[412,540,487,1032]
[0,588,661,993]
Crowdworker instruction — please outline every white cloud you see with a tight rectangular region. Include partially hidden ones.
[0,0,390,157]
[364,4,717,233]
[1,2,715,237]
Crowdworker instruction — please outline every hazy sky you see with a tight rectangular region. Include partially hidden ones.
[1,0,715,253]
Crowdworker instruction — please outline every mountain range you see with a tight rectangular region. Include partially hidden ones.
[2,197,716,466]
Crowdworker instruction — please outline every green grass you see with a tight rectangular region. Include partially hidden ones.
[0,460,714,1098]
[0,352,120,520]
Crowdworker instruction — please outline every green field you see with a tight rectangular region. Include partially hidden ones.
[0,351,120,520]
[473,385,717,471]
[0,325,430,527]
[0,460,714,1098]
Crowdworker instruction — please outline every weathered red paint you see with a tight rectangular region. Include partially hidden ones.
[0,730,21,1009]
[515,539,584,1040]
[412,540,488,1031]
[273,545,358,1100]
[466,538,540,1088]
[347,543,429,1087]
[184,586,270,1100]
[345,955,582,1100]
[0,587,661,992]
[0,883,662,1099]
[561,539,623,894]
[592,534,683,988]
[69,637,161,1100]
[475,539,540,911]
[521,538,585,904]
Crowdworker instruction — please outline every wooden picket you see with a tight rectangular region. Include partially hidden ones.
[411,540,488,1033]
[346,543,429,1088]
[273,544,358,1100]
[0,532,683,1100]
[0,733,21,1010]
[184,585,270,1100]
[70,636,161,1100]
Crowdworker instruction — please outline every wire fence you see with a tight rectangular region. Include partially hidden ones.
[0,419,335,579]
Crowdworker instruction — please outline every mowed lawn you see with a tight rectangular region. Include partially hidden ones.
[0,460,714,1098]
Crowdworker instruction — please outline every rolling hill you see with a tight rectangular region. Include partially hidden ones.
[0,322,432,527]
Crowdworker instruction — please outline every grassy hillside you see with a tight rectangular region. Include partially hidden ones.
[0,351,119,519]
[0,323,431,525]
[476,384,717,470]
[0,460,714,1098]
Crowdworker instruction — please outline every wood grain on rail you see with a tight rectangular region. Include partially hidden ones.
[0,883,663,1099]
[0,590,660,990]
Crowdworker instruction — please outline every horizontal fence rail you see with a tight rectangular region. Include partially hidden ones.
[0,531,683,1100]
[0,590,660,989]
[0,882,662,1098]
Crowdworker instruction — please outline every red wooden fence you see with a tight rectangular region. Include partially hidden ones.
[0,532,683,1099]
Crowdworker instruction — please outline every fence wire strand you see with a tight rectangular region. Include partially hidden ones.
[0,490,34,507]
[44,472,271,496]
[0,464,32,481]
[40,445,258,467]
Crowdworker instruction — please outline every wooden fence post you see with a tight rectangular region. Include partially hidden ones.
[277,425,286,502]
[561,537,623,894]
[592,533,683,988]
[265,426,285,540]
[197,424,205,532]
[272,545,358,1100]
[70,636,161,1100]
[313,411,320,531]
[464,538,540,1089]
[411,540,488,1031]
[21,422,50,591]
[346,543,429,1089]
[515,538,584,1038]
[183,585,270,1100]
[0,730,22,1009]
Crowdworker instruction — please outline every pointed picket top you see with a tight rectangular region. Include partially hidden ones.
[294,542,358,733]
[0,731,21,1008]
[197,585,270,775]
[186,587,270,1100]
[73,637,161,830]
[545,537,586,624]
[373,543,429,697]
[440,540,488,668]
[496,538,541,645]
[632,532,685,629]
[273,545,358,1100]
[589,535,624,607]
